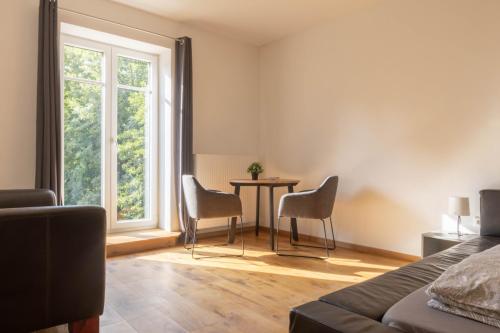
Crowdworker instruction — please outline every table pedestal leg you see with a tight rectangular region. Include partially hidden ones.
[269,186,275,250]
[288,185,299,242]
[228,185,240,243]
[255,186,260,236]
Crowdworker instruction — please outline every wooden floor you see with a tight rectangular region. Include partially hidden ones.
[97,233,410,333]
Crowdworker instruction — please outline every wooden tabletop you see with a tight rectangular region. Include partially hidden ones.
[230,178,300,187]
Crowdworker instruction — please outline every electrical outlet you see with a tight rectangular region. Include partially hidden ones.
[475,216,481,225]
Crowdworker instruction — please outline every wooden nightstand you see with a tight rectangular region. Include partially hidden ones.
[422,232,478,257]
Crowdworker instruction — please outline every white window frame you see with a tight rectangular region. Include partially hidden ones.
[111,47,158,231]
[61,34,159,232]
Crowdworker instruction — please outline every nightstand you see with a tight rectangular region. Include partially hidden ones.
[422,232,478,257]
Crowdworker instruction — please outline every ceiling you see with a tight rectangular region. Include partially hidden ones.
[110,0,377,46]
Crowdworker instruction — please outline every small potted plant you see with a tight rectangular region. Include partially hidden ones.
[247,162,264,180]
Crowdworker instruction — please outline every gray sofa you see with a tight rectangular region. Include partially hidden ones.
[0,189,106,332]
[290,190,500,332]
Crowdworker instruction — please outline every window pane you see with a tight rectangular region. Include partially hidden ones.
[117,56,149,88]
[63,80,102,205]
[64,45,103,81]
[117,88,149,221]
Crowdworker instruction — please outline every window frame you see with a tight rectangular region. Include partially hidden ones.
[60,33,159,232]
[111,46,159,230]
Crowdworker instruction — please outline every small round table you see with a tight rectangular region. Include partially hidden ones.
[229,178,300,250]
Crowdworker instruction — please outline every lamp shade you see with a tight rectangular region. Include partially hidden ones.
[448,197,470,216]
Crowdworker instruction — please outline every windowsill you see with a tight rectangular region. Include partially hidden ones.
[106,228,180,257]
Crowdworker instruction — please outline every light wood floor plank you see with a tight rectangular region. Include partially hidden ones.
[41,233,410,333]
[102,233,409,332]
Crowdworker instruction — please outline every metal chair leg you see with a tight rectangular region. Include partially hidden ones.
[277,216,336,259]
[191,219,199,259]
[276,217,281,254]
[188,216,245,259]
[184,218,192,250]
[239,216,245,256]
[321,219,329,258]
[329,217,336,250]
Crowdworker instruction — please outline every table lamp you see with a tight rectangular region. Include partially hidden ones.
[448,197,470,237]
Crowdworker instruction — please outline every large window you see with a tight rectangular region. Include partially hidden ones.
[63,44,104,206]
[62,35,158,231]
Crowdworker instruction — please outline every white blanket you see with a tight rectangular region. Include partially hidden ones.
[427,244,500,328]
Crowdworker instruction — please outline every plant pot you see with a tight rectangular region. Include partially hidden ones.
[251,173,259,180]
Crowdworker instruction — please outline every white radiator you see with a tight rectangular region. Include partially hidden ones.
[194,154,259,229]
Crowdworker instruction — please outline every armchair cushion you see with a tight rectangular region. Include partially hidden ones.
[194,191,242,219]
[278,176,338,219]
[182,175,242,219]
[279,191,320,219]
[0,205,106,332]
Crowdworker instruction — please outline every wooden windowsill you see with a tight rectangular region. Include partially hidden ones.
[106,229,180,258]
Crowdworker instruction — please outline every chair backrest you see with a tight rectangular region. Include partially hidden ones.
[182,175,206,219]
[315,176,339,219]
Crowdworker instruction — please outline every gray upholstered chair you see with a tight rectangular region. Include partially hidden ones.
[276,176,339,259]
[182,175,245,258]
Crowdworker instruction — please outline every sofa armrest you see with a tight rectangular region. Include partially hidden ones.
[0,206,106,332]
[0,189,56,208]
[290,301,403,333]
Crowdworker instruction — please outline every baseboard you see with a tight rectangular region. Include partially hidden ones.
[106,225,420,262]
[334,240,420,262]
[259,226,420,262]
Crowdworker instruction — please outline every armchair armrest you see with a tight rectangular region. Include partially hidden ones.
[0,189,56,208]
[0,206,106,332]
[196,191,242,219]
[278,190,320,219]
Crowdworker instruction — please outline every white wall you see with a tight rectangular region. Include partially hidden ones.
[4,0,500,255]
[0,1,39,188]
[259,0,500,255]
[0,0,259,188]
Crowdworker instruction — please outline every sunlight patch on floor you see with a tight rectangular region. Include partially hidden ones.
[100,235,411,333]
[133,246,397,283]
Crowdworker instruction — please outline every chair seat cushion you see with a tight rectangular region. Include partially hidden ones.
[382,287,500,333]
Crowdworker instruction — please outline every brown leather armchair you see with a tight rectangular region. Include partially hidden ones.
[0,189,106,333]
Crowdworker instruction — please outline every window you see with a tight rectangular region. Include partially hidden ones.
[62,35,158,231]
[63,44,104,207]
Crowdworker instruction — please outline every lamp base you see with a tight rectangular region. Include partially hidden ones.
[456,216,462,237]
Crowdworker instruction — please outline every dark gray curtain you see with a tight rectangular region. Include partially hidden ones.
[174,37,194,232]
[35,0,62,204]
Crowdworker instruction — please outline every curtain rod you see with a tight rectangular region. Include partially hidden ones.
[58,7,183,43]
